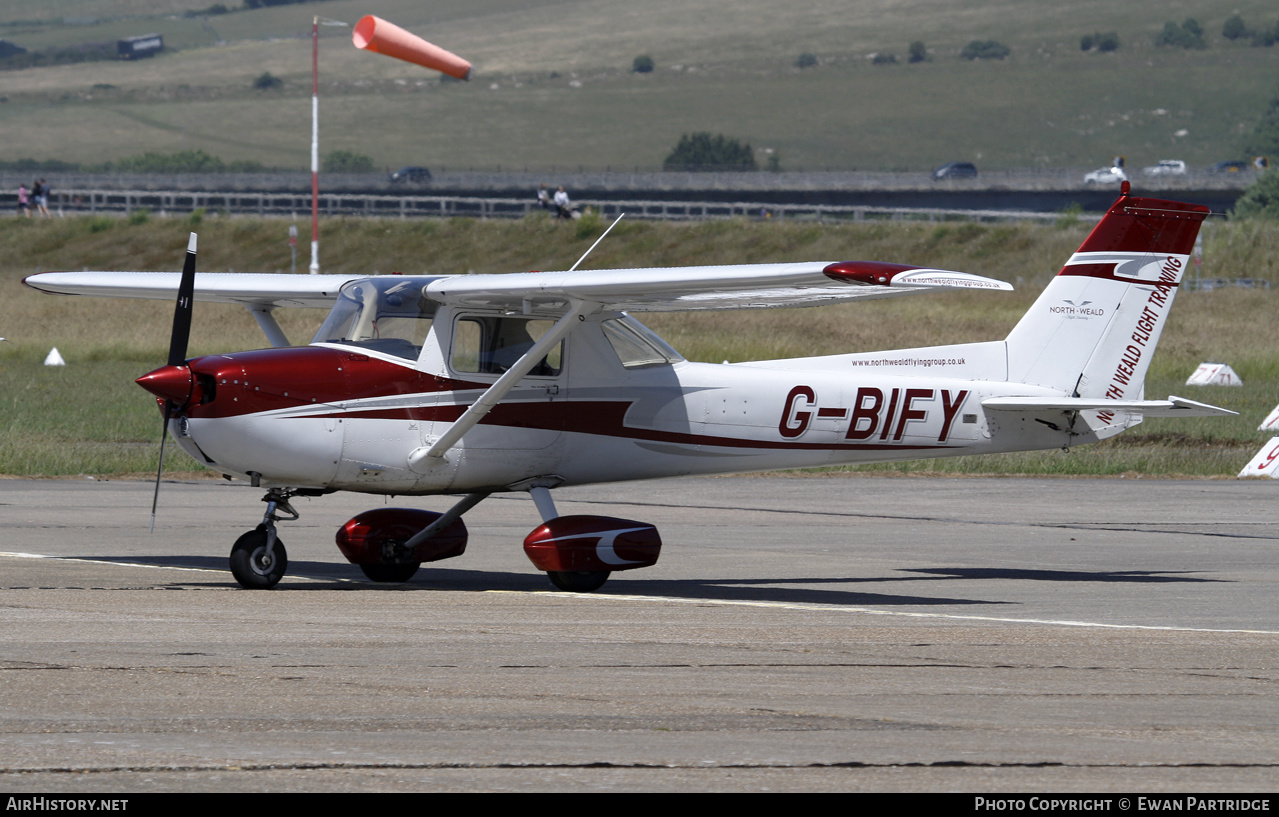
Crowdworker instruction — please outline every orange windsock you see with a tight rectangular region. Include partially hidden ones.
[352,15,472,80]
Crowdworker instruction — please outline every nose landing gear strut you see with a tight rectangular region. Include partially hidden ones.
[229,488,298,589]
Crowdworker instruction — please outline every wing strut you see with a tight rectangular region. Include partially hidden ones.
[246,305,291,348]
[408,299,597,467]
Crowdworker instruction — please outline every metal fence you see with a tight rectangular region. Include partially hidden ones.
[40,188,1089,224]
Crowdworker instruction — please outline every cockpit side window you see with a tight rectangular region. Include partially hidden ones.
[602,316,683,369]
[451,316,563,376]
[312,278,436,361]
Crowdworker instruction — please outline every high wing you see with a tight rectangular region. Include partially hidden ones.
[25,261,1010,314]
[23,271,364,309]
[24,261,1010,352]
[424,261,1012,312]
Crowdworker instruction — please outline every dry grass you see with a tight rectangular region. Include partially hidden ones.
[4,0,1279,170]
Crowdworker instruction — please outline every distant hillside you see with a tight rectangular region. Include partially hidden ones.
[2,0,1278,172]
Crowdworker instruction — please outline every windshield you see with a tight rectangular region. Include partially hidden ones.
[312,277,438,361]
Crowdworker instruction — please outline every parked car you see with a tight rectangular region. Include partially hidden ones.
[1084,165,1127,185]
[931,161,977,180]
[389,166,432,184]
[1141,159,1186,177]
[1209,160,1249,174]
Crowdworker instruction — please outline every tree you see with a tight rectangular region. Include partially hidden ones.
[1096,32,1120,52]
[1223,13,1249,41]
[632,55,654,73]
[795,52,817,68]
[1232,171,1279,219]
[322,150,375,173]
[1080,34,1094,51]
[1244,96,1279,158]
[908,41,928,63]
[961,40,1010,60]
[663,133,757,172]
[872,52,898,65]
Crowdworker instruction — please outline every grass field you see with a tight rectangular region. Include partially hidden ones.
[2,0,1279,171]
[2,211,1277,478]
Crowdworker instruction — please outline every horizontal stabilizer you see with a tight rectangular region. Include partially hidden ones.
[982,395,1236,417]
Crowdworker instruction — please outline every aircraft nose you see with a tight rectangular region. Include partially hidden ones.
[136,364,195,408]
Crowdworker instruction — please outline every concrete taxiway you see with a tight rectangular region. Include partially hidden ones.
[0,474,1276,792]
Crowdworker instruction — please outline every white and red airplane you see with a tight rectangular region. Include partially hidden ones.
[25,183,1232,591]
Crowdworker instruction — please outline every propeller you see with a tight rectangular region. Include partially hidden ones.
[148,232,198,532]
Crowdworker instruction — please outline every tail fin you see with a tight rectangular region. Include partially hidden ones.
[1005,183,1209,399]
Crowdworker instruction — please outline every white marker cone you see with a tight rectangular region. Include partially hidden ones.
[44,347,65,366]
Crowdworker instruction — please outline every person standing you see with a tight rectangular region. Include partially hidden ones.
[16,184,29,217]
[36,178,50,217]
[32,179,49,218]
[554,185,571,219]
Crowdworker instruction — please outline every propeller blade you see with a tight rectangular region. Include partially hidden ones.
[149,404,170,534]
[153,232,197,530]
[167,232,197,367]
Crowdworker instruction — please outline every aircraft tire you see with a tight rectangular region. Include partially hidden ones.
[229,527,288,589]
[547,570,610,592]
[358,562,420,583]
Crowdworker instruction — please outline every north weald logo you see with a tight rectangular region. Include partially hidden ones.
[1051,299,1105,319]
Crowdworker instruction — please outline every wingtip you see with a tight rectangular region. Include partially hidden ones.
[187,232,198,254]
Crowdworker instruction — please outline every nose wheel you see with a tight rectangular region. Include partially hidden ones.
[230,527,289,589]
[229,488,297,589]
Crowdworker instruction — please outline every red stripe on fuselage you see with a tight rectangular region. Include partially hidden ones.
[326,400,952,452]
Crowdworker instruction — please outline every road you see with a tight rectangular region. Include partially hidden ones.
[1,475,1276,792]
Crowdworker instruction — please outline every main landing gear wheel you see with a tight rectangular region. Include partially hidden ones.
[359,562,420,583]
[229,526,288,589]
[547,570,610,592]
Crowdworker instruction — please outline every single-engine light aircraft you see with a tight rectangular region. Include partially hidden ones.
[26,184,1232,591]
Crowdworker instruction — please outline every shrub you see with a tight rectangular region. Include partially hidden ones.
[795,52,817,68]
[1251,20,1279,47]
[1080,34,1094,51]
[908,41,928,63]
[961,40,1010,60]
[632,55,654,73]
[322,150,375,173]
[252,72,282,90]
[1096,32,1120,52]
[663,133,757,172]
[1156,19,1206,49]
[872,52,897,65]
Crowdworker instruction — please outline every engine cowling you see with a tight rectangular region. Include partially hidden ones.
[523,515,661,573]
[336,508,467,565]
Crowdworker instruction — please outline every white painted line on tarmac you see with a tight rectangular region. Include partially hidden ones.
[523,591,1279,635]
[0,551,346,582]
[7,551,1275,634]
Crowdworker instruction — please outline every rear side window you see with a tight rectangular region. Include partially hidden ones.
[601,317,683,369]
